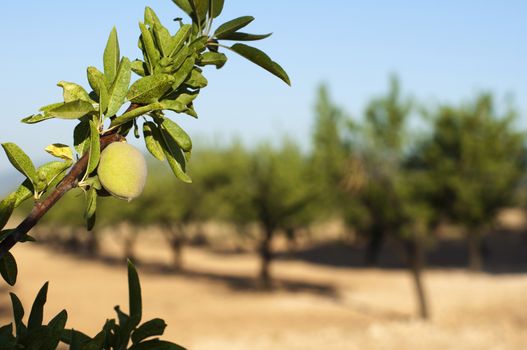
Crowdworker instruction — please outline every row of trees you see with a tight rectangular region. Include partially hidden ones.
[34,76,526,318]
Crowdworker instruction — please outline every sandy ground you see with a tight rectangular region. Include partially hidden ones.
[1,236,526,350]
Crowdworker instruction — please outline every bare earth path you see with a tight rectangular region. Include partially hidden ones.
[1,241,526,350]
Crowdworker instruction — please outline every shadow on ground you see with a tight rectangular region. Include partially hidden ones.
[276,229,527,273]
[32,247,340,299]
[129,258,339,298]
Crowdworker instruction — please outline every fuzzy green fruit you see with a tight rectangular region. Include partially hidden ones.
[97,142,147,201]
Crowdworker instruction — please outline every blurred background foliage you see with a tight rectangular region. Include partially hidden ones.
[17,76,527,317]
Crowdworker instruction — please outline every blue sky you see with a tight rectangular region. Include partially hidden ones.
[0,0,526,175]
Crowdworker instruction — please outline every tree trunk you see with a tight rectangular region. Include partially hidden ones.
[161,222,185,271]
[86,229,99,257]
[65,228,82,253]
[365,226,384,266]
[285,227,298,253]
[467,230,484,272]
[169,234,184,271]
[124,227,137,263]
[259,226,274,290]
[405,236,429,320]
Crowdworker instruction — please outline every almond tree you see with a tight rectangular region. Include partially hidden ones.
[412,94,525,271]
[224,141,317,289]
[310,85,348,216]
[341,77,434,319]
[0,1,289,347]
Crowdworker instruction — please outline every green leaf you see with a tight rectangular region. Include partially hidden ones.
[48,100,95,119]
[143,122,165,161]
[48,309,68,332]
[127,74,176,104]
[20,325,54,348]
[20,234,36,243]
[57,81,91,103]
[0,324,15,346]
[87,67,106,95]
[198,52,227,69]
[114,305,131,331]
[210,0,225,18]
[161,118,192,152]
[87,67,109,117]
[184,105,198,118]
[40,102,65,112]
[214,16,254,39]
[110,103,163,128]
[107,57,132,117]
[12,180,33,208]
[160,100,187,113]
[80,331,105,350]
[160,127,192,183]
[87,119,101,175]
[144,7,161,28]
[0,252,17,286]
[131,318,167,344]
[104,27,120,85]
[188,36,208,54]
[172,56,195,90]
[129,339,187,350]
[2,143,37,184]
[43,310,68,350]
[85,187,97,231]
[0,197,15,231]
[216,31,272,41]
[169,25,192,57]
[28,282,49,330]
[175,91,199,106]
[60,329,91,346]
[118,120,135,137]
[170,45,191,72]
[139,22,161,69]
[185,69,208,88]
[21,113,54,124]
[36,161,72,193]
[191,0,209,23]
[74,119,91,156]
[132,60,148,77]
[158,94,196,116]
[45,144,73,161]
[228,43,290,85]
[10,292,26,338]
[171,0,193,18]
[153,23,173,57]
[157,57,175,74]
[171,0,207,24]
[98,88,109,121]
[127,260,142,327]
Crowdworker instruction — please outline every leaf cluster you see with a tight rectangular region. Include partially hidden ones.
[0,0,290,285]
[0,262,184,350]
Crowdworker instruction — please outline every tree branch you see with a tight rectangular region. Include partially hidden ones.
[0,104,142,259]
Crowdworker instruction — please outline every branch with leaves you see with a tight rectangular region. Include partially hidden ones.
[0,1,288,348]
